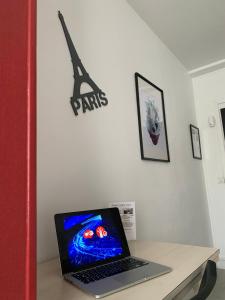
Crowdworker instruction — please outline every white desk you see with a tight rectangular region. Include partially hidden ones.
[38,241,219,300]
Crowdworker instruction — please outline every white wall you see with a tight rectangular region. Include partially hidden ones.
[37,0,212,262]
[193,68,225,262]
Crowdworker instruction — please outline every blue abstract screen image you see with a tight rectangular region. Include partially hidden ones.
[64,214,94,230]
[64,213,123,267]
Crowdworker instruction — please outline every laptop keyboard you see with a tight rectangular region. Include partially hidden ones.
[72,257,149,284]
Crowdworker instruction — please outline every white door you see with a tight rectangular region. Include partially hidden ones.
[210,101,225,268]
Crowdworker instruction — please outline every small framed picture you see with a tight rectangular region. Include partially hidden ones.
[190,124,202,160]
[135,72,170,162]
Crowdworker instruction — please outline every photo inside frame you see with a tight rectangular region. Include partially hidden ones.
[191,127,201,158]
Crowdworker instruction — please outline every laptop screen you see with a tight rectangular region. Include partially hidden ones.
[55,208,130,274]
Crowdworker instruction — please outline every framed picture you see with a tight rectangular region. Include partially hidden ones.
[135,73,170,162]
[190,124,202,160]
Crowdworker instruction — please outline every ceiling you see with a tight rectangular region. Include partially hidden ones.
[127,0,225,71]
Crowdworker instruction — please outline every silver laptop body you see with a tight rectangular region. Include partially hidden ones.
[55,208,171,298]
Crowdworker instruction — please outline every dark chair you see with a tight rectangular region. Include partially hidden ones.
[190,260,217,300]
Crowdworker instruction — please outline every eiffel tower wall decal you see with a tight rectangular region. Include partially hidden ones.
[58,11,108,117]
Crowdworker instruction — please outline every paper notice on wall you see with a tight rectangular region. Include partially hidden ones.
[109,202,136,240]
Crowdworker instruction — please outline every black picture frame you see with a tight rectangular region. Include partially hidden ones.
[190,124,202,160]
[135,73,170,162]
[220,107,225,140]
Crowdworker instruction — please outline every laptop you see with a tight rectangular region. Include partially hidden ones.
[54,208,172,298]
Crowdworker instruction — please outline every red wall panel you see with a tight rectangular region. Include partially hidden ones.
[0,0,36,299]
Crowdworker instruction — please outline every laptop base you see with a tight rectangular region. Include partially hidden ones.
[65,256,172,298]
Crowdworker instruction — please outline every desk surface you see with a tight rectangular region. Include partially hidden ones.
[38,241,219,300]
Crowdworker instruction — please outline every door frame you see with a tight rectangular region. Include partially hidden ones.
[0,0,36,299]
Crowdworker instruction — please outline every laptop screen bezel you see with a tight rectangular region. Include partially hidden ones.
[54,207,131,275]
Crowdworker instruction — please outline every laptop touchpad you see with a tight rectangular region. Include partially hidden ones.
[114,268,148,284]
